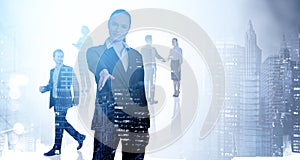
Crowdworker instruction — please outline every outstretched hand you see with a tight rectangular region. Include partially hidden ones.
[98,69,115,91]
[39,86,46,93]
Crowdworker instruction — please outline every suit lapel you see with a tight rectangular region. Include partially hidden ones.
[107,48,129,87]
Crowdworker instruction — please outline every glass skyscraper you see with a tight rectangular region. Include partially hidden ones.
[237,20,262,156]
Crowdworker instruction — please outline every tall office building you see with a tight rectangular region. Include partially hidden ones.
[276,29,300,154]
[279,35,294,148]
[288,29,300,152]
[207,21,263,159]
[214,43,245,160]
[259,35,294,156]
[237,20,263,156]
[260,55,284,156]
[288,60,300,153]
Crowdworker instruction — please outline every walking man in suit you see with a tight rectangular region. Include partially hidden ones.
[39,49,86,156]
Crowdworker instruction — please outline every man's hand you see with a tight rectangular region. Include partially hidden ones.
[98,69,115,91]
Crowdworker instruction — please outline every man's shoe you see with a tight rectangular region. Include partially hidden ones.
[44,147,61,156]
[77,134,86,150]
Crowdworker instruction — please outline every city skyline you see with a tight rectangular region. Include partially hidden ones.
[205,18,300,159]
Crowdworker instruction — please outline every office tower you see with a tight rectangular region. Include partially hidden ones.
[238,20,262,156]
[261,55,284,156]
[214,42,245,160]
[277,30,300,154]
[287,60,300,153]
[207,20,264,159]
[289,27,300,153]
[287,28,300,151]
[278,35,294,156]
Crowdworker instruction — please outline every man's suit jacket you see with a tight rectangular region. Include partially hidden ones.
[43,65,79,110]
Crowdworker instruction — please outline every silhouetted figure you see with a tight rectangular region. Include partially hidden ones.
[73,25,94,126]
[73,26,92,51]
[168,38,183,97]
[140,35,165,105]
[86,9,150,160]
[73,25,93,94]
[39,49,86,156]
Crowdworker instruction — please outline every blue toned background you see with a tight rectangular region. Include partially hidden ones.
[0,0,300,160]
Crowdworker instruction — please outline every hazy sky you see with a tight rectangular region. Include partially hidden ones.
[244,0,300,59]
[1,0,299,64]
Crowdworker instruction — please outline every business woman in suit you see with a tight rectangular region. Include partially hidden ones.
[39,49,86,156]
[86,9,150,160]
